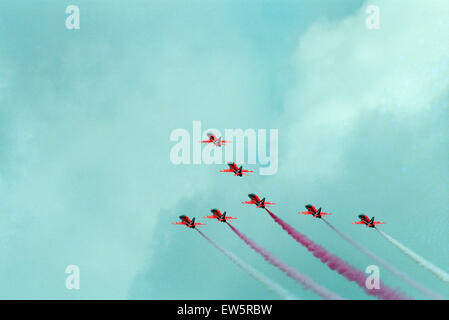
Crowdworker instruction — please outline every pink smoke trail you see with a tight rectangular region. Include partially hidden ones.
[322,219,442,299]
[226,222,343,300]
[196,229,298,300]
[265,209,410,300]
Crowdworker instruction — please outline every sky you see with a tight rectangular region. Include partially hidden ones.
[0,0,448,299]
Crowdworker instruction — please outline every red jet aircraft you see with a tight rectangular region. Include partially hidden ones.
[298,204,332,219]
[172,215,205,229]
[352,215,385,228]
[220,162,253,177]
[242,193,275,208]
[200,133,231,147]
[203,208,237,223]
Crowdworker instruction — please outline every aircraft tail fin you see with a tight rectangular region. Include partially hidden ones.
[222,212,226,219]
[370,217,375,225]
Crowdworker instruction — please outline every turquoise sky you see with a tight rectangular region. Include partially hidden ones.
[0,0,448,299]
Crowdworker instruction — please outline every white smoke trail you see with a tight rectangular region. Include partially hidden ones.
[196,229,298,300]
[322,219,443,299]
[377,229,449,285]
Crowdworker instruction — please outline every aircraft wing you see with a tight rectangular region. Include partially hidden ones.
[220,169,234,172]
[193,222,206,227]
[235,172,253,176]
[352,221,365,224]
[320,212,332,216]
[242,200,256,204]
[172,222,186,225]
[298,211,312,215]
[203,216,217,219]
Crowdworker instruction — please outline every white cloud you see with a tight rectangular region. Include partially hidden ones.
[281,0,449,179]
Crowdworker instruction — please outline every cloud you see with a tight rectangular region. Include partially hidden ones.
[281,0,449,180]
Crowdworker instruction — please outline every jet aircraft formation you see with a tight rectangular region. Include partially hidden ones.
[173,132,384,229]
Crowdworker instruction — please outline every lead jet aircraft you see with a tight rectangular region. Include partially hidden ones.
[200,133,231,147]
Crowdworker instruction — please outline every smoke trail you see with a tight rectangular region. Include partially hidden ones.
[322,219,442,299]
[265,209,409,300]
[377,229,449,285]
[196,229,298,300]
[226,222,343,300]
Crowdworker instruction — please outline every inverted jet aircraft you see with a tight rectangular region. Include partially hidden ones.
[200,133,231,147]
